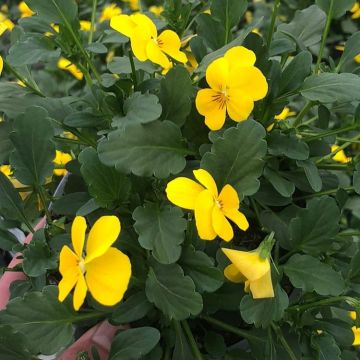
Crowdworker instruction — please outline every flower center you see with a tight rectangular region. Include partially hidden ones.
[212,90,228,110]
[78,258,86,274]
[215,199,223,209]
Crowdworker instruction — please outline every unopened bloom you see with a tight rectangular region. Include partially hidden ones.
[331,145,351,164]
[57,57,84,80]
[99,4,122,22]
[122,0,140,11]
[222,245,274,299]
[18,1,34,18]
[149,6,164,17]
[350,312,360,346]
[267,107,296,131]
[166,169,249,242]
[110,14,187,69]
[195,46,268,130]
[58,216,131,310]
[351,2,360,19]
[53,150,72,176]
[0,55,3,75]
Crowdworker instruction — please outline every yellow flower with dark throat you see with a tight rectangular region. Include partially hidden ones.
[195,46,268,131]
[58,216,132,310]
[110,14,187,70]
[166,169,249,242]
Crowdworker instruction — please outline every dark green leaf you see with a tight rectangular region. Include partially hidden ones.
[297,160,322,192]
[172,321,193,360]
[211,0,248,29]
[52,192,91,216]
[0,325,33,360]
[264,168,295,198]
[315,319,355,346]
[196,14,225,50]
[64,111,105,128]
[0,229,19,252]
[0,122,13,163]
[338,32,360,69]
[316,0,356,18]
[312,334,341,360]
[107,57,156,74]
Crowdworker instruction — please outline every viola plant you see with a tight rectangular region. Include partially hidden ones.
[0,0,359,359]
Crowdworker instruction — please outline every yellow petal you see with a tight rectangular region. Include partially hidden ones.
[157,30,187,63]
[331,145,351,164]
[71,216,87,258]
[86,247,131,306]
[85,216,121,263]
[222,248,270,281]
[59,245,79,276]
[193,169,218,197]
[146,40,171,68]
[0,56,3,75]
[73,272,87,311]
[58,271,79,302]
[212,205,233,241]
[353,326,360,346]
[229,66,268,101]
[226,88,254,122]
[248,270,274,299]
[194,190,217,240]
[130,27,151,61]
[166,177,204,210]
[350,311,357,320]
[224,208,249,231]
[206,57,229,92]
[218,184,239,210]
[131,13,157,38]
[224,46,256,69]
[224,264,246,283]
[110,15,137,37]
[195,88,227,131]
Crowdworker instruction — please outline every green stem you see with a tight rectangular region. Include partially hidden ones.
[267,0,281,48]
[316,164,349,170]
[315,0,334,74]
[224,0,230,45]
[294,186,354,201]
[287,296,355,313]
[128,50,138,90]
[271,323,298,360]
[250,198,261,225]
[36,186,52,222]
[53,136,89,146]
[88,0,98,45]
[294,101,314,128]
[182,320,204,360]
[338,231,360,237]
[302,124,360,142]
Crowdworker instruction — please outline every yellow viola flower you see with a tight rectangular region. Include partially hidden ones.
[18,1,35,18]
[149,6,164,17]
[80,20,92,32]
[58,216,132,310]
[351,2,360,19]
[0,55,3,75]
[0,164,12,177]
[99,3,122,22]
[331,145,351,164]
[122,0,140,11]
[53,150,72,176]
[195,46,268,131]
[110,13,187,70]
[355,54,360,63]
[0,12,14,36]
[166,169,249,242]
[222,246,274,299]
[57,57,84,80]
[350,312,360,346]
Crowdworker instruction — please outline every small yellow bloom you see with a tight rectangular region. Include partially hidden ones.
[57,57,84,80]
[0,12,14,36]
[355,54,360,63]
[99,3,122,22]
[80,20,92,32]
[0,55,3,75]
[267,107,296,131]
[18,1,35,18]
[222,247,274,299]
[195,46,268,130]
[336,44,360,64]
[53,150,72,176]
[166,169,249,242]
[122,0,140,11]
[350,312,360,346]
[0,164,12,177]
[58,216,132,310]
[351,2,360,19]
[149,6,164,17]
[111,14,187,70]
[331,145,351,164]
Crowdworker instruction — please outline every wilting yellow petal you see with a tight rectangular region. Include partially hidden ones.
[110,15,137,37]
[85,216,121,263]
[58,271,79,302]
[248,270,274,299]
[194,190,217,240]
[146,40,171,68]
[224,208,249,231]
[193,169,218,197]
[212,205,233,241]
[226,88,254,122]
[195,88,227,131]
[59,245,79,276]
[353,326,360,346]
[71,216,87,258]
[157,30,187,63]
[224,264,246,283]
[224,46,256,69]
[73,272,87,311]
[206,57,229,91]
[222,248,270,281]
[166,177,204,210]
[86,247,131,306]
[229,66,268,101]
[218,184,239,210]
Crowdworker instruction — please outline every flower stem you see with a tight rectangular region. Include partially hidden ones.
[302,124,360,142]
[36,186,52,222]
[294,186,354,201]
[88,0,98,45]
[293,101,314,128]
[128,50,138,90]
[182,320,204,360]
[287,296,355,313]
[271,323,299,360]
[267,0,281,48]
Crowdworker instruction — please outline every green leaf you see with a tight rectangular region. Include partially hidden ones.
[107,57,156,74]
[64,111,105,128]
[111,292,153,325]
[301,73,360,103]
[109,327,160,360]
[240,284,289,328]
[312,334,341,360]
[25,0,78,25]
[133,203,186,265]
[145,262,203,320]
[0,229,19,252]
[289,196,340,254]
[196,14,225,50]
[112,92,162,128]
[0,286,76,355]
[316,0,356,18]
[211,0,248,29]
[353,167,360,195]
[283,254,345,296]
[338,32,360,69]
[79,147,131,208]
[159,66,192,126]
[22,230,57,277]
[7,34,60,66]
[98,121,187,178]
[349,251,360,283]
[315,319,355,346]
[179,246,223,293]
[10,106,55,186]
[201,120,267,196]
[173,321,193,360]
[296,160,322,192]
[0,122,13,163]
[0,325,33,360]
[264,168,295,198]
